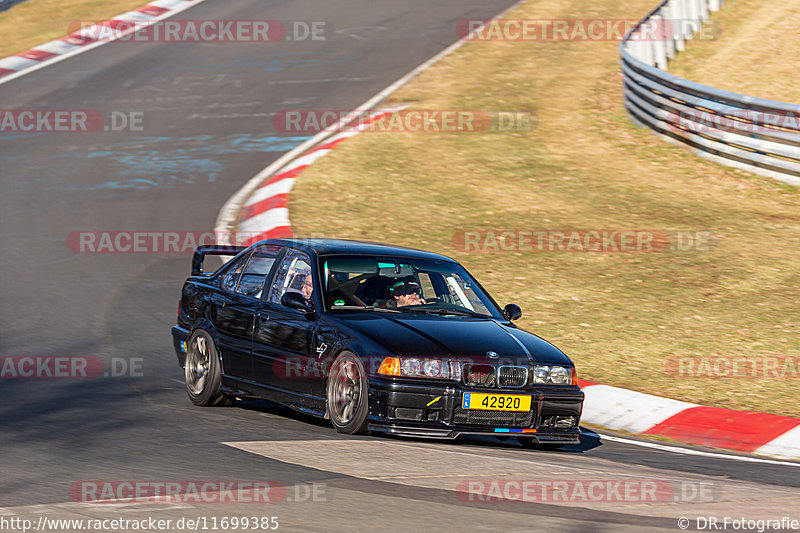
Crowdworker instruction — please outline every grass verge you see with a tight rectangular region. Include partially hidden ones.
[667,0,800,103]
[0,0,150,59]
[289,0,800,416]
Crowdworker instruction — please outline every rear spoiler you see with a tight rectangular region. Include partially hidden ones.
[191,245,247,276]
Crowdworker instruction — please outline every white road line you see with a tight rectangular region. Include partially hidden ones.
[0,0,209,87]
[583,431,800,467]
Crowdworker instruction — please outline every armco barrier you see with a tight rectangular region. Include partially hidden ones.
[621,0,800,186]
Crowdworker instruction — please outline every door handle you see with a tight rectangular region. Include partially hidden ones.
[256,311,269,320]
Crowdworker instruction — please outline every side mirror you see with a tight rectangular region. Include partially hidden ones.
[281,291,314,313]
[503,303,522,321]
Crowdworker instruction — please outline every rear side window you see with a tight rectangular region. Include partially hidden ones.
[268,249,314,306]
[235,245,281,298]
[222,254,248,291]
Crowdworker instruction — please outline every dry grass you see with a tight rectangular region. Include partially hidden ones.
[667,0,800,103]
[289,0,800,416]
[0,0,148,58]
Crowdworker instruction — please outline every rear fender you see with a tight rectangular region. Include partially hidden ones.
[190,318,220,349]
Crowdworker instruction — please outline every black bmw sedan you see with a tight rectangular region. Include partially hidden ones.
[172,238,584,447]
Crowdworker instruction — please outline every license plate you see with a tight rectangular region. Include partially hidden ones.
[462,392,531,412]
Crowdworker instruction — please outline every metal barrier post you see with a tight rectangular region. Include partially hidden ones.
[686,0,699,38]
[663,1,677,60]
[651,15,668,69]
[641,26,655,66]
[673,0,686,51]
[698,0,710,22]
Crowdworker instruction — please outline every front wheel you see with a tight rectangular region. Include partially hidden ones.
[184,329,231,407]
[326,352,369,434]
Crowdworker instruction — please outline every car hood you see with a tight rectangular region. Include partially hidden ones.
[332,312,571,365]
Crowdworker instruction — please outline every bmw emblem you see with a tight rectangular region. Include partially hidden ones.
[486,351,499,359]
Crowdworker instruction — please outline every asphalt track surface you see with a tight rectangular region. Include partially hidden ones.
[0,1,798,531]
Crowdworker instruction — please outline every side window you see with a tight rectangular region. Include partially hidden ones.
[269,249,314,307]
[235,246,281,298]
[445,273,491,314]
[417,272,436,301]
[223,253,249,292]
[428,272,454,305]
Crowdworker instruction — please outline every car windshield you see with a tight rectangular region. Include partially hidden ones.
[321,255,502,319]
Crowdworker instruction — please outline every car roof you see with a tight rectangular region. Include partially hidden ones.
[255,238,457,262]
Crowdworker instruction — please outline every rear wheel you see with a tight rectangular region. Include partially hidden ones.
[184,329,231,407]
[327,352,369,434]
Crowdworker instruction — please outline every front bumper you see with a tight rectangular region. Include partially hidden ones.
[367,377,584,443]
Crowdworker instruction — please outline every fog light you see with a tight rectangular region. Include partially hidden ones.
[555,416,577,428]
[395,408,423,421]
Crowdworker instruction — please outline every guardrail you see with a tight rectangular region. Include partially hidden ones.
[620,0,800,186]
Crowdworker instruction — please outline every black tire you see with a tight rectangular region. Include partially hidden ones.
[184,329,231,407]
[519,438,566,450]
[326,352,369,434]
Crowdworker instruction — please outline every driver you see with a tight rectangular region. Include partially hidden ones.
[300,272,314,301]
[388,280,426,307]
[287,268,314,306]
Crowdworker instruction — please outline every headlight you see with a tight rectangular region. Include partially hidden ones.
[378,357,460,380]
[401,358,422,376]
[448,360,462,381]
[423,359,441,377]
[549,366,570,384]
[533,365,573,385]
